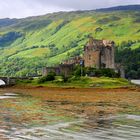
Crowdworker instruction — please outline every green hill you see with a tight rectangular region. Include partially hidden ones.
[0,5,140,77]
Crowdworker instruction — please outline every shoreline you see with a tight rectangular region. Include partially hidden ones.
[0,84,139,94]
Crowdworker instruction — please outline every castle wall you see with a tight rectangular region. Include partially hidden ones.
[103,47,115,69]
[59,64,74,77]
[42,64,74,77]
[63,56,82,65]
[111,46,115,68]
[84,44,101,68]
[42,67,60,76]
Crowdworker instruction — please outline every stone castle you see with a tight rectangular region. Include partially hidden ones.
[42,37,121,77]
[84,37,115,69]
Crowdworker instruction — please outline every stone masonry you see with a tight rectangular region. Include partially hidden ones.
[84,37,115,69]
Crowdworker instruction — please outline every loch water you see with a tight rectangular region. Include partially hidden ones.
[0,92,139,140]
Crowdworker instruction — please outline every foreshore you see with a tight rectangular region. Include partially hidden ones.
[0,85,140,117]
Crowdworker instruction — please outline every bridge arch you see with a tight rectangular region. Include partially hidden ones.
[0,79,6,86]
[0,77,11,86]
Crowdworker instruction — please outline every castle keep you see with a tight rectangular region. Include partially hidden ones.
[84,37,115,69]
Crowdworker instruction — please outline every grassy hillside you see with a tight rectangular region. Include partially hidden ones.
[0,6,140,77]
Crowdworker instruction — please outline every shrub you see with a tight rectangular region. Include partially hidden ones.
[73,66,118,78]
[68,76,81,82]
[85,67,118,78]
[98,68,119,78]
[73,65,86,77]
[38,72,56,83]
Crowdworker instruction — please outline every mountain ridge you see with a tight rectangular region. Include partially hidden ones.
[96,5,140,12]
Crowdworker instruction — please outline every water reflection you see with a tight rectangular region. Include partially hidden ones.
[0,93,18,99]
[131,80,140,85]
[0,92,139,140]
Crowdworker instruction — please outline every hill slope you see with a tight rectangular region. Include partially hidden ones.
[0,5,140,77]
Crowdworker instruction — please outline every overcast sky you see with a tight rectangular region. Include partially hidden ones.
[0,0,140,19]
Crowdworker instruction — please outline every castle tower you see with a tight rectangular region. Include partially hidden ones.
[102,40,115,69]
[83,37,115,69]
[84,37,101,68]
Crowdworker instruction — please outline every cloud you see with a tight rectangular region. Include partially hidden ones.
[33,0,140,10]
[0,0,140,18]
[0,0,67,18]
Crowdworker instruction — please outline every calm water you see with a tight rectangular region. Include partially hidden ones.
[0,92,139,140]
[131,80,140,85]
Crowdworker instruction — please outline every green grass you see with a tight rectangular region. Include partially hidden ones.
[16,77,131,88]
[10,48,49,58]
[90,77,131,88]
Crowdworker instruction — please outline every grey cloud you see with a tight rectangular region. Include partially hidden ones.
[33,0,140,10]
[0,0,140,18]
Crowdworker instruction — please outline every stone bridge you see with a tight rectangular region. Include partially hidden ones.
[0,77,16,86]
